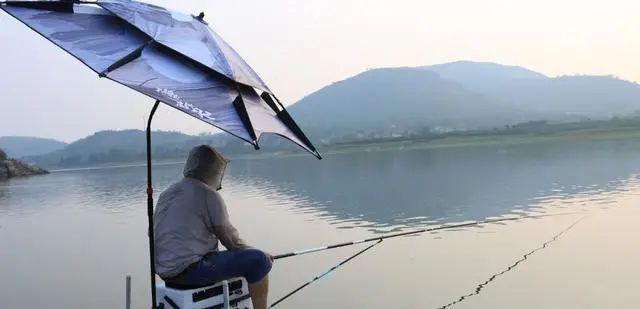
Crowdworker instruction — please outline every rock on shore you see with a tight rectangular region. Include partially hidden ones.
[0,159,49,181]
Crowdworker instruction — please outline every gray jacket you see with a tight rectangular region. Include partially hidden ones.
[153,146,248,278]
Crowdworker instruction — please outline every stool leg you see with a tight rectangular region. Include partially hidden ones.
[126,275,132,309]
[223,280,230,309]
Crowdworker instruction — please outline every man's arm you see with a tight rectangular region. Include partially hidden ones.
[214,223,250,251]
[206,190,250,251]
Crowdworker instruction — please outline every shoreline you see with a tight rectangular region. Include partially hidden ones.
[0,159,49,181]
[36,124,640,171]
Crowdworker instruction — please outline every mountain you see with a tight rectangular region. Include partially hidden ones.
[481,75,640,119]
[288,61,640,141]
[423,61,640,119]
[289,67,530,142]
[0,136,67,158]
[423,60,548,92]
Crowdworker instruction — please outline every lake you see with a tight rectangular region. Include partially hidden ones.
[1,139,639,308]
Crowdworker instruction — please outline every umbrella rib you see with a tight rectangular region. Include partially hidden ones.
[232,92,259,149]
[261,92,319,153]
[99,39,153,77]
[256,133,323,160]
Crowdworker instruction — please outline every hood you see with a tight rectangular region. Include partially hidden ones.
[183,145,228,190]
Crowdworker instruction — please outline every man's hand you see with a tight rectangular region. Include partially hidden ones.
[265,252,274,263]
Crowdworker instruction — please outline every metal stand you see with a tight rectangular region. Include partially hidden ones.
[222,280,230,309]
[126,275,132,309]
[147,100,161,309]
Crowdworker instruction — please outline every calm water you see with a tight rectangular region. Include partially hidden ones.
[1,140,640,308]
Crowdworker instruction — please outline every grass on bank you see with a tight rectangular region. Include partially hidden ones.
[315,119,640,156]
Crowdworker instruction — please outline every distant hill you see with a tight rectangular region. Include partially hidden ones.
[423,61,640,119]
[480,75,640,119]
[288,61,640,141]
[423,61,548,92]
[289,67,530,142]
[24,130,202,167]
[24,127,305,167]
[0,136,67,158]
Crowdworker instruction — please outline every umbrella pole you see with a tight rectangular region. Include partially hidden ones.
[146,100,160,309]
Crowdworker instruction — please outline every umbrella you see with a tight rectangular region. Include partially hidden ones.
[1,0,321,307]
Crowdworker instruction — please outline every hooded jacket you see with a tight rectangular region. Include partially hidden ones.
[153,145,248,278]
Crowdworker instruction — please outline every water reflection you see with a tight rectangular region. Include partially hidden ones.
[228,140,640,230]
[3,140,640,231]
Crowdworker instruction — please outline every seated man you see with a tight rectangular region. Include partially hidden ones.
[154,145,272,309]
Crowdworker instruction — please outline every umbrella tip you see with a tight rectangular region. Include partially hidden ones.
[194,12,207,24]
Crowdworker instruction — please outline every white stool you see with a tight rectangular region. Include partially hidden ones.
[156,277,253,309]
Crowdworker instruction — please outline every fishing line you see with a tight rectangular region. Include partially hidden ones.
[274,212,579,260]
[436,216,586,309]
[269,239,384,308]
[269,212,581,307]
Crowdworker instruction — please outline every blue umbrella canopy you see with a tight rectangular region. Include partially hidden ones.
[0,0,320,158]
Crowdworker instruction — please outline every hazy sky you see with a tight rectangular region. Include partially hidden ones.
[1,0,639,142]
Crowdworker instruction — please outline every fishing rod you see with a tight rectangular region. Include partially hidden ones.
[273,212,578,260]
[269,239,384,308]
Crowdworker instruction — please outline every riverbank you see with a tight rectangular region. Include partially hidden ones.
[325,122,640,156]
[0,159,49,181]
[29,118,640,169]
